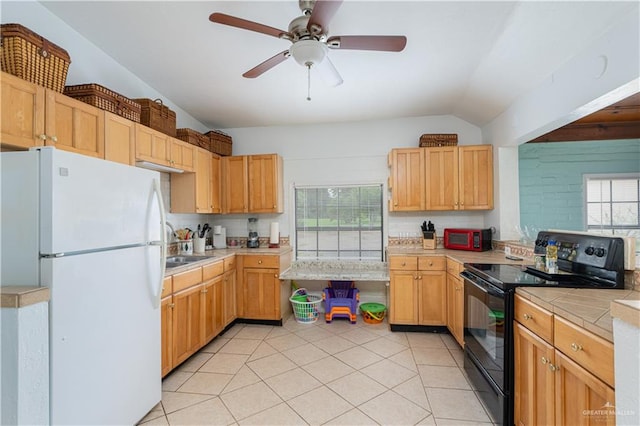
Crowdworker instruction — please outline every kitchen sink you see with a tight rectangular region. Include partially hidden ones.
[165,255,214,269]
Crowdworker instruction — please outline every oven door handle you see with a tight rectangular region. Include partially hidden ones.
[460,270,505,297]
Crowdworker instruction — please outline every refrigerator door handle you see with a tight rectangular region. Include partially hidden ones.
[152,178,167,309]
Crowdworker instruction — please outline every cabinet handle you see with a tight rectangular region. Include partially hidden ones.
[570,343,583,352]
[39,134,47,141]
[401,262,406,266]
[258,260,262,264]
[50,135,58,142]
[169,303,175,308]
[523,313,533,320]
[394,203,398,206]
[541,357,548,365]
[201,289,208,294]
[274,274,278,278]
[548,364,558,372]
[428,261,433,266]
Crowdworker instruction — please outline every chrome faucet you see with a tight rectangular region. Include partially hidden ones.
[165,221,177,242]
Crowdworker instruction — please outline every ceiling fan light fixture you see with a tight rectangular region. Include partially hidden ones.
[289,39,328,67]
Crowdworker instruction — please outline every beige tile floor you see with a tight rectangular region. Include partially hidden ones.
[139,316,496,425]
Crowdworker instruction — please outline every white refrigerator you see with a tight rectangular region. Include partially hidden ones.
[1,147,166,425]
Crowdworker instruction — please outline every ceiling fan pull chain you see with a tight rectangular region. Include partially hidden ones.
[306,63,312,101]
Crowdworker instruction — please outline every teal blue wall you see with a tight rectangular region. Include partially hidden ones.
[519,139,640,232]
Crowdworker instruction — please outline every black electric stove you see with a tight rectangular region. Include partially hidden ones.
[460,231,626,426]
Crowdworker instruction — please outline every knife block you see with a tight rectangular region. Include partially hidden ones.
[422,231,436,250]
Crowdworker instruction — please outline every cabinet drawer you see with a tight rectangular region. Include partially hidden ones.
[418,256,445,271]
[202,261,224,280]
[446,259,463,276]
[242,255,278,268]
[172,267,203,293]
[514,295,553,343]
[554,316,614,387]
[224,255,236,272]
[389,256,417,271]
[161,276,173,298]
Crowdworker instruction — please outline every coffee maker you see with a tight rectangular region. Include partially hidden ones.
[247,217,259,248]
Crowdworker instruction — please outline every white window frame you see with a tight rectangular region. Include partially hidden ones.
[293,183,384,261]
[583,173,640,234]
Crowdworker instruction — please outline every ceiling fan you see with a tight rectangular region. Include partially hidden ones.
[209,0,407,93]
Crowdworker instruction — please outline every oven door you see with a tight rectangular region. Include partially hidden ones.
[461,270,507,392]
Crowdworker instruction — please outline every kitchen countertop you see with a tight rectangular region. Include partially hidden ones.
[280,260,389,281]
[516,286,640,343]
[1,286,50,308]
[386,246,534,265]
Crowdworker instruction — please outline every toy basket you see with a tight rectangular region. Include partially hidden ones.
[360,302,386,324]
[289,288,321,324]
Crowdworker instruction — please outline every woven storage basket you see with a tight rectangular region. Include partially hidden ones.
[133,98,176,137]
[176,128,210,150]
[419,133,458,147]
[0,23,71,92]
[206,130,233,156]
[64,83,141,122]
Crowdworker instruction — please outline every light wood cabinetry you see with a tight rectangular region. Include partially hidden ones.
[162,257,233,377]
[135,123,171,166]
[170,139,195,172]
[389,255,446,325]
[446,259,464,346]
[223,256,237,326]
[210,154,222,214]
[513,294,616,426]
[104,111,136,165]
[222,154,284,214]
[248,154,284,213]
[388,145,493,212]
[0,72,104,157]
[171,148,221,213]
[236,252,292,321]
[388,148,425,211]
[1,71,45,149]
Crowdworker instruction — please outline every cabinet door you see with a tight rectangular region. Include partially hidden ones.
[223,269,237,326]
[195,148,212,213]
[248,154,283,213]
[554,350,615,426]
[202,277,221,343]
[417,271,447,325]
[161,295,174,377]
[514,322,555,426]
[389,270,418,324]
[171,139,195,172]
[211,154,222,214]
[222,156,248,213]
[388,148,425,211]
[135,124,171,166]
[104,111,135,165]
[424,146,458,210]
[46,90,105,158]
[446,272,464,346]
[458,145,493,210]
[0,72,45,149]
[172,284,204,365]
[242,268,279,320]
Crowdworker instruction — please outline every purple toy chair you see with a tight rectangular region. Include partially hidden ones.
[322,280,359,323]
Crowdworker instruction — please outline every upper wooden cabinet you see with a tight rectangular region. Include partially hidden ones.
[135,123,171,166]
[388,148,425,211]
[248,154,284,213]
[0,72,104,158]
[222,154,283,214]
[210,155,222,214]
[170,139,195,172]
[171,148,221,214]
[104,111,135,166]
[0,71,45,149]
[388,145,493,212]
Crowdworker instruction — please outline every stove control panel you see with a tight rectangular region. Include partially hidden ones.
[533,231,623,270]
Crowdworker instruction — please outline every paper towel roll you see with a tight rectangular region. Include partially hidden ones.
[269,222,279,244]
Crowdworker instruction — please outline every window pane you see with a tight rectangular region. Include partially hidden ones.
[612,203,638,226]
[587,203,604,226]
[587,180,610,202]
[612,179,638,202]
[339,231,360,250]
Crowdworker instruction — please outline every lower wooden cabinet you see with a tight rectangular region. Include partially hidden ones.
[223,257,237,326]
[446,259,464,346]
[160,294,174,378]
[172,283,205,366]
[513,294,616,425]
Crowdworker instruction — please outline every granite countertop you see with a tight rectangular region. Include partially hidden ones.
[280,260,389,281]
[516,286,640,342]
[164,246,292,275]
[386,247,534,266]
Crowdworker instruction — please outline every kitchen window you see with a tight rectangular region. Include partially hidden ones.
[585,174,640,237]
[294,184,383,260]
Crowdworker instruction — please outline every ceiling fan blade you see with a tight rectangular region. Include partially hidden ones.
[209,13,290,39]
[307,0,343,34]
[327,35,407,52]
[317,57,343,87]
[243,50,290,78]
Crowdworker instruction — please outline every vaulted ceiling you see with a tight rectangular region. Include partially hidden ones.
[26,1,640,130]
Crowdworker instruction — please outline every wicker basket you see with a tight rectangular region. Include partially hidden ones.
[176,128,210,150]
[133,98,176,137]
[206,130,233,156]
[419,133,458,147]
[0,23,71,92]
[64,83,141,122]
